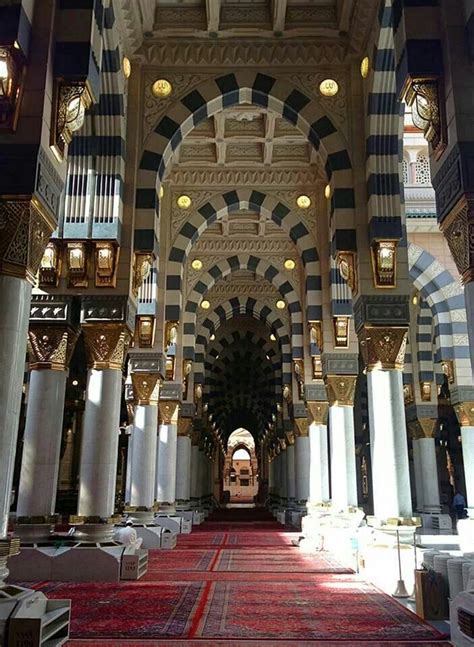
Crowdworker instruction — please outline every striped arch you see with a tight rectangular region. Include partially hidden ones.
[408,243,471,386]
[194,297,292,385]
[135,71,356,256]
[62,0,126,241]
[416,298,435,384]
[366,0,404,243]
[166,188,321,322]
[183,255,303,360]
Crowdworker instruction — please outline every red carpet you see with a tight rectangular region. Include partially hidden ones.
[16,508,449,644]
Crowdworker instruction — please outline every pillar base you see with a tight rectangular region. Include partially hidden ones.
[68,516,120,543]
[155,503,176,514]
[14,523,55,543]
[124,509,155,525]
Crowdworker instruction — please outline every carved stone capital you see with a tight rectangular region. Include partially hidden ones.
[440,195,474,284]
[408,418,437,440]
[131,372,161,406]
[82,324,131,370]
[454,402,474,427]
[0,198,55,284]
[358,326,408,371]
[307,401,329,425]
[158,400,180,425]
[285,431,295,445]
[28,325,79,371]
[294,418,308,437]
[324,375,357,407]
[178,417,193,437]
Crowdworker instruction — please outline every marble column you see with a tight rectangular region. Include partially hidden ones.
[306,402,330,505]
[190,434,200,505]
[129,372,160,509]
[176,418,192,505]
[455,402,474,509]
[286,436,296,502]
[268,456,275,493]
[279,443,288,501]
[294,419,310,503]
[78,324,130,518]
[156,400,179,510]
[410,419,441,512]
[325,376,358,512]
[17,326,78,517]
[360,326,412,519]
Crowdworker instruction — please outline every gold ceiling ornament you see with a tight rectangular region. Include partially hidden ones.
[135,315,155,348]
[360,56,370,79]
[164,320,179,350]
[191,258,203,270]
[82,324,131,370]
[39,241,62,287]
[324,375,357,407]
[294,418,308,438]
[336,251,357,294]
[319,78,339,97]
[284,258,296,270]
[308,321,323,351]
[95,242,119,288]
[177,194,192,209]
[158,400,180,425]
[132,252,153,297]
[454,402,474,428]
[276,299,286,310]
[200,299,210,310]
[152,78,173,98]
[0,198,54,284]
[66,242,88,288]
[296,195,311,209]
[440,197,474,284]
[131,372,161,406]
[358,326,408,371]
[307,401,329,426]
[178,417,193,437]
[420,380,433,402]
[333,316,349,348]
[312,355,322,379]
[403,383,414,405]
[28,326,78,371]
[51,81,93,161]
[370,240,398,287]
[401,77,447,160]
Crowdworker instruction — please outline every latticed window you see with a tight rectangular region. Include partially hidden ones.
[415,153,431,184]
[402,157,409,184]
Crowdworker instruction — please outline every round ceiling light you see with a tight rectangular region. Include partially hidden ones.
[191,259,203,270]
[210,333,215,341]
[296,194,311,209]
[122,57,131,79]
[152,78,172,98]
[201,300,210,310]
[177,194,192,209]
[276,300,286,310]
[270,333,276,341]
[360,56,370,79]
[319,78,339,97]
[324,184,332,200]
[284,259,296,271]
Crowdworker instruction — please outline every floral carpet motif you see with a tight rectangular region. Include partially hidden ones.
[144,549,218,574]
[213,548,352,573]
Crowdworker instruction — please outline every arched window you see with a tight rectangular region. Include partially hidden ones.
[415,152,431,185]
[402,157,409,185]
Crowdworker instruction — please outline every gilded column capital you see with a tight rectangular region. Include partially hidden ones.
[294,418,308,437]
[0,198,55,284]
[158,400,180,425]
[131,372,161,406]
[307,401,329,425]
[82,323,131,370]
[324,375,357,407]
[408,418,437,439]
[358,325,408,371]
[285,431,295,445]
[178,417,193,437]
[440,195,474,284]
[454,402,474,427]
[191,429,201,446]
[28,325,79,371]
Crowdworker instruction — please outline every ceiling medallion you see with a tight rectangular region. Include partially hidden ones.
[296,194,311,209]
[177,194,192,209]
[152,78,172,98]
[276,300,286,310]
[360,57,370,79]
[319,79,339,97]
[284,259,296,270]
[324,184,332,199]
[191,259,203,270]
[200,299,210,310]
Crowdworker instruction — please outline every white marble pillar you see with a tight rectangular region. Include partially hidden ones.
[130,405,158,509]
[295,434,311,502]
[156,400,179,508]
[367,369,412,518]
[307,403,330,505]
[125,430,134,504]
[417,437,441,512]
[78,324,129,518]
[412,439,424,511]
[268,457,275,493]
[190,442,200,504]
[17,368,68,516]
[280,449,288,500]
[464,282,474,376]
[286,443,296,501]
[459,420,474,509]
[0,276,32,537]
[329,404,357,511]
[176,424,192,504]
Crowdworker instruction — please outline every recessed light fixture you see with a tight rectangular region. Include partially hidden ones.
[412,294,418,306]
[319,79,339,97]
[296,194,311,209]
[159,185,164,199]
[201,300,210,310]
[210,333,215,341]
[122,57,131,79]
[72,379,79,386]
[177,194,192,209]
[270,333,276,341]
[191,259,203,270]
[284,259,296,270]
[360,56,370,79]
[276,300,286,310]
[152,78,172,98]
[324,184,332,200]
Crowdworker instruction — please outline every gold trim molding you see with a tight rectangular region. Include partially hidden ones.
[83,324,131,370]
[28,325,78,371]
[359,326,408,371]
[158,400,180,425]
[324,375,357,407]
[131,372,161,406]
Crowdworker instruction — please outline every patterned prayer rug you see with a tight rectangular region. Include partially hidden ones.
[67,641,453,646]
[177,532,225,547]
[226,531,300,547]
[213,548,352,573]
[144,549,218,574]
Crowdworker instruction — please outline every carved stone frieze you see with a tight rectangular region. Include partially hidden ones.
[358,326,408,371]
[158,400,180,425]
[304,383,327,402]
[321,354,359,377]
[81,295,136,332]
[83,324,131,370]
[30,295,79,325]
[170,189,217,238]
[0,198,55,284]
[168,168,321,188]
[353,294,410,332]
[28,325,78,371]
[131,372,161,406]
[307,401,329,425]
[454,402,474,428]
[35,147,64,219]
[440,196,474,284]
[193,238,294,254]
[324,375,357,407]
[128,352,164,375]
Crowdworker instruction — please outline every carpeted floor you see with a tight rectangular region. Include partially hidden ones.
[18,508,450,645]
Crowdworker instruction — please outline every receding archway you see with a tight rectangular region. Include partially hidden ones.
[224,429,259,505]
